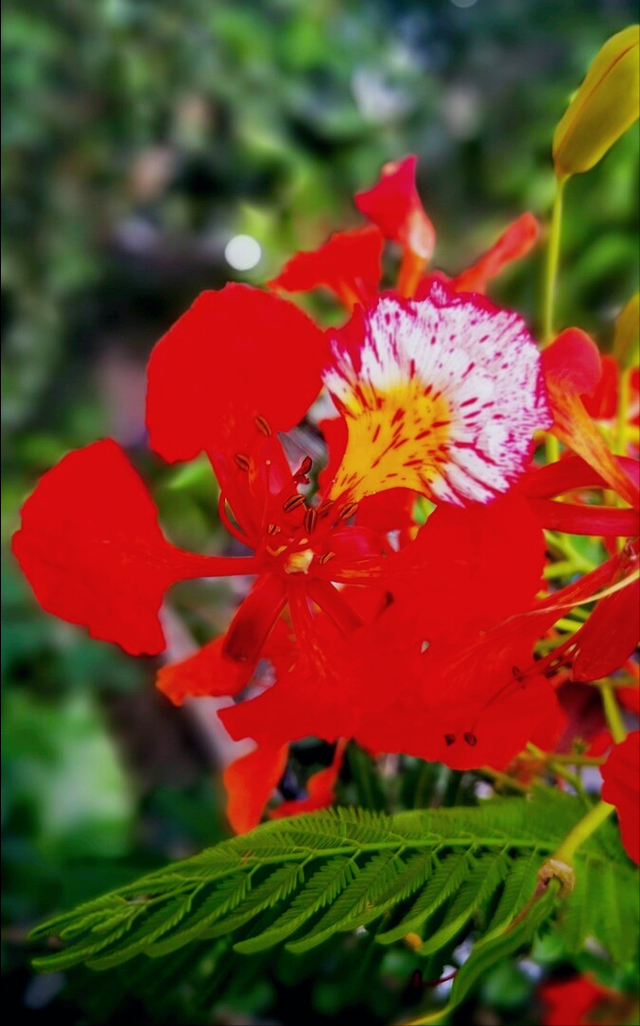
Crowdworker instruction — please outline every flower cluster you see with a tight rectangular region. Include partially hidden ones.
[13,156,639,843]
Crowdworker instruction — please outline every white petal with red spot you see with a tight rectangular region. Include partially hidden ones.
[324,282,551,505]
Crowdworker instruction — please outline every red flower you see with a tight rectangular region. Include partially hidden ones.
[540,975,628,1026]
[271,154,539,306]
[602,731,640,864]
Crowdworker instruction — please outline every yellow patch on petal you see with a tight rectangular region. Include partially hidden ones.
[330,377,452,501]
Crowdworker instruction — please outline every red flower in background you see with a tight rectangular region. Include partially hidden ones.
[540,975,632,1026]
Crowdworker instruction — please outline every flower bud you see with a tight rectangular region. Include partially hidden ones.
[553,25,639,179]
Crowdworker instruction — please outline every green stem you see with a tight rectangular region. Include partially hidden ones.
[552,800,615,865]
[543,176,566,344]
[599,681,628,744]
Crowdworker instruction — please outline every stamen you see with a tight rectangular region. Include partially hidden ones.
[255,414,272,436]
[267,523,280,535]
[283,494,306,513]
[234,453,251,471]
[463,732,478,746]
[318,500,335,518]
[303,507,317,533]
[444,733,456,746]
[338,501,358,521]
[318,551,336,565]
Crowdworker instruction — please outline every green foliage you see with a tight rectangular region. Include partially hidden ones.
[30,791,639,1017]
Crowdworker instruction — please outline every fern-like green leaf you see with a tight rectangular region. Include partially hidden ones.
[30,788,638,1017]
[234,856,359,954]
[417,849,510,956]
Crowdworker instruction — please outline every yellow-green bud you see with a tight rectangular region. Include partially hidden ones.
[553,25,639,179]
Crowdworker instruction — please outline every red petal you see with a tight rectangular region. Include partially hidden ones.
[527,498,639,536]
[572,578,640,682]
[583,354,620,419]
[542,328,602,397]
[602,732,640,863]
[386,494,546,635]
[11,440,245,655]
[522,454,640,498]
[451,213,540,294]
[355,155,436,261]
[223,744,289,834]
[222,573,288,664]
[157,636,252,705]
[270,739,347,819]
[146,284,328,463]
[268,227,383,308]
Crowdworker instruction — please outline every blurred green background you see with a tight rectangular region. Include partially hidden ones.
[2,1,638,1023]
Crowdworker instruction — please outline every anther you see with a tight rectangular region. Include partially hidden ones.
[234,453,251,471]
[318,552,336,565]
[318,500,334,518]
[303,507,317,533]
[255,415,272,436]
[283,494,306,513]
[338,501,358,521]
[294,455,313,484]
[463,732,477,747]
[444,733,456,746]
[267,523,280,535]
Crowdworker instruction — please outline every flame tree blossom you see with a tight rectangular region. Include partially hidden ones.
[12,154,638,832]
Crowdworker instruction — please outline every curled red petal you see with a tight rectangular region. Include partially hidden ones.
[11,440,244,656]
[451,213,540,294]
[223,744,289,834]
[527,498,639,536]
[355,155,436,261]
[146,284,328,463]
[542,328,602,397]
[522,454,640,499]
[268,227,383,308]
[602,732,640,864]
